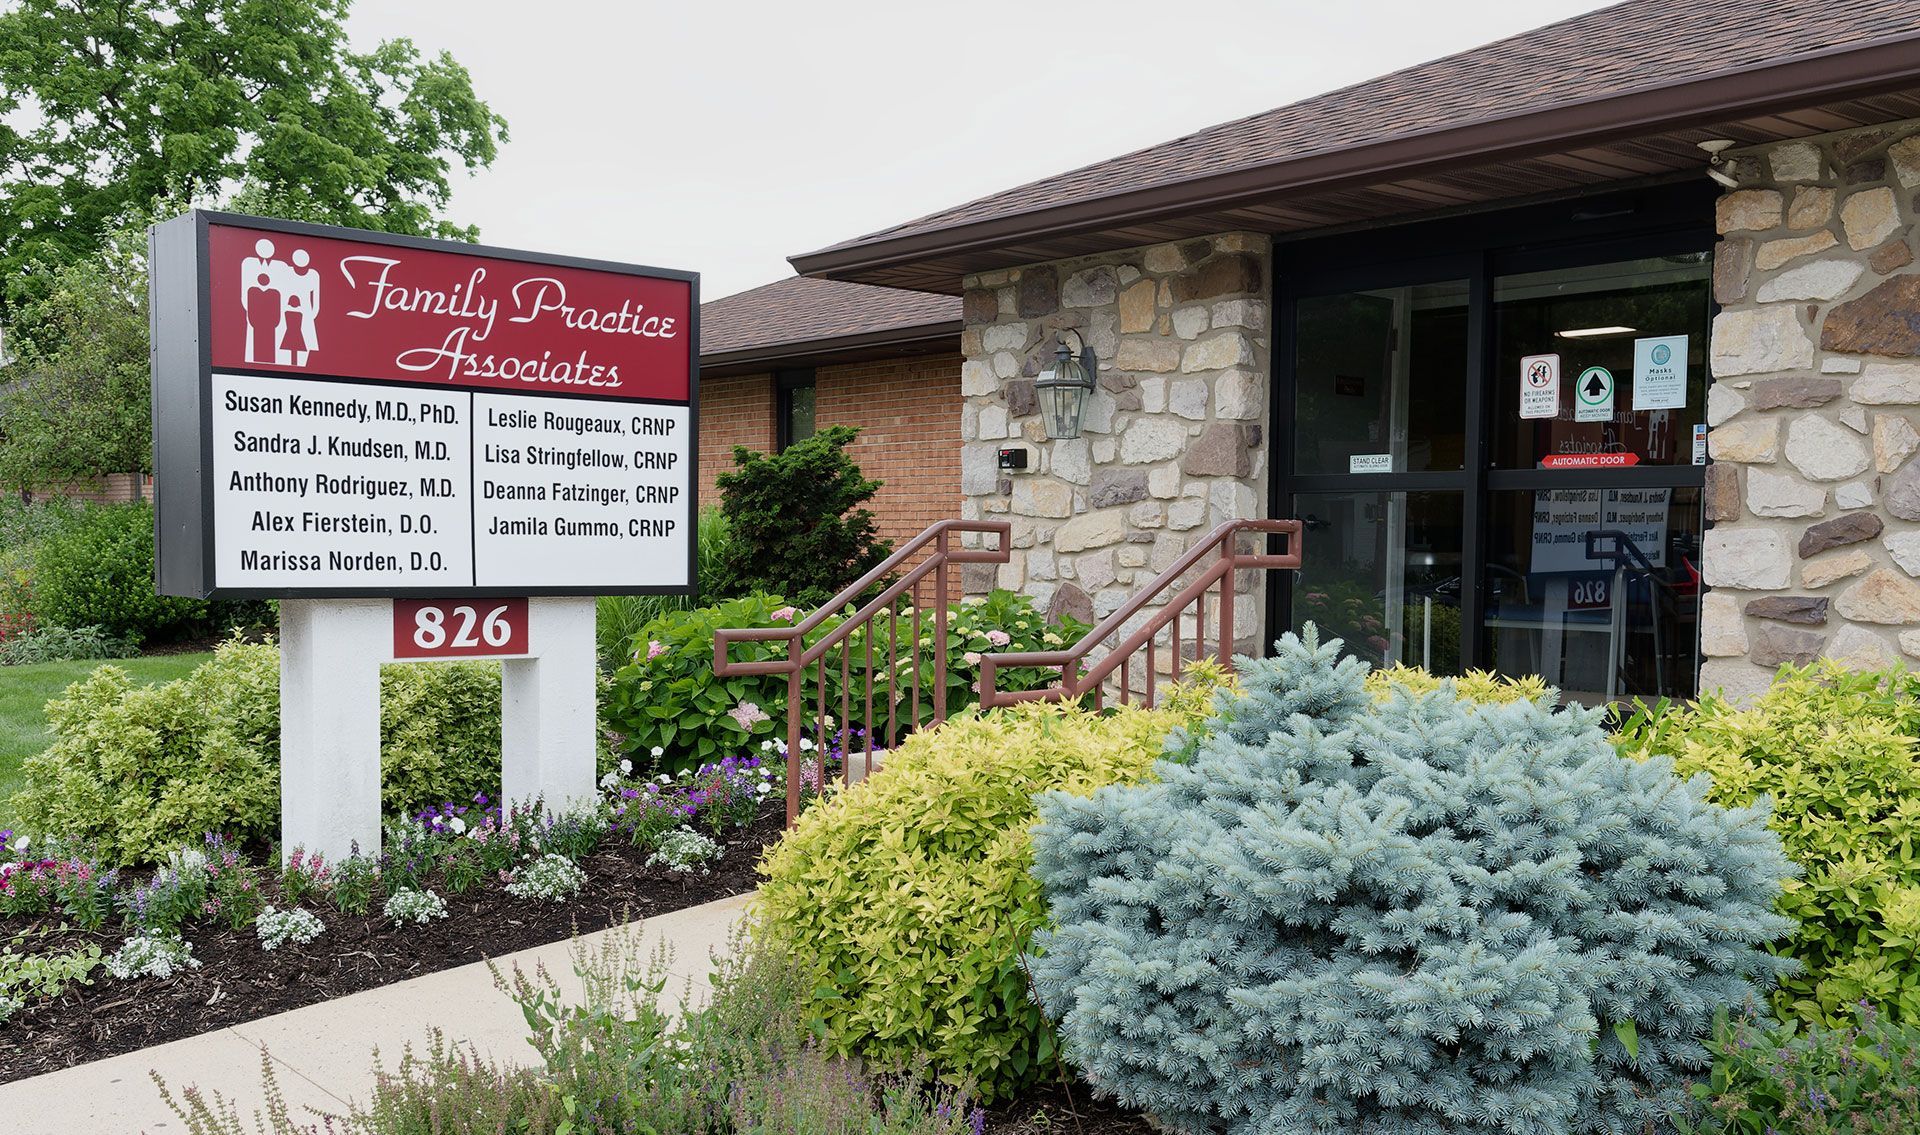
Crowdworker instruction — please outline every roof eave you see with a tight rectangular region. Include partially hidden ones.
[698,321,961,373]
[789,31,1920,282]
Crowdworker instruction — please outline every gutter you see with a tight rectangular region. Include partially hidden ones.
[789,31,1920,280]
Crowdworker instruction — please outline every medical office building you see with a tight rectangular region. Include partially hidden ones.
[727,0,1920,705]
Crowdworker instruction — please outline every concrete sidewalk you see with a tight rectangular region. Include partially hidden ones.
[2,891,753,1135]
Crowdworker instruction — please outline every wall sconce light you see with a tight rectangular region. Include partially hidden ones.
[1035,328,1097,440]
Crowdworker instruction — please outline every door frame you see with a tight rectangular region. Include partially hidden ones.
[1265,180,1718,676]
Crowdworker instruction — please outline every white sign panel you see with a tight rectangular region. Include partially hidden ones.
[1520,353,1561,419]
[1632,335,1688,411]
[1574,365,1615,422]
[1529,488,1672,575]
[1349,453,1394,474]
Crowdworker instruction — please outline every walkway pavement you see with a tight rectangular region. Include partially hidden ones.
[2,891,753,1135]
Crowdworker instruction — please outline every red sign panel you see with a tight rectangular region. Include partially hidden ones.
[393,598,530,659]
[1540,452,1641,469]
[207,223,691,401]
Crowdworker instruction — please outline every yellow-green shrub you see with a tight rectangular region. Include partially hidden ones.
[1614,661,1920,1025]
[1367,663,1550,705]
[753,684,1220,1102]
[12,638,503,864]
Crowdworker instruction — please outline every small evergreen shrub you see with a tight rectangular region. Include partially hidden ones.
[710,425,892,606]
[755,676,1227,1103]
[10,639,504,864]
[1029,629,1797,1135]
[29,502,208,644]
[1615,662,1920,1026]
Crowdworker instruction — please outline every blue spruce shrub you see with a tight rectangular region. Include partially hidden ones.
[1028,628,1797,1135]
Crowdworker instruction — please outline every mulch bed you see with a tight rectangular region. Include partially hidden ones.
[0,801,787,1083]
[989,1079,1158,1134]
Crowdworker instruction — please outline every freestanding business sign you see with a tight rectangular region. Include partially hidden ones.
[149,211,698,859]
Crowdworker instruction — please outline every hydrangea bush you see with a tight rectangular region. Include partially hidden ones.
[1029,629,1798,1135]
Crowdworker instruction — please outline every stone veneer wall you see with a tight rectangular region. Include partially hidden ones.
[957,233,1271,647]
[1702,122,1920,700]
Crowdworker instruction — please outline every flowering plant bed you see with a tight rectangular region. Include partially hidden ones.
[0,757,800,1083]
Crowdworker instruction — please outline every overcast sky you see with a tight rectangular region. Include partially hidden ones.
[347,0,1611,302]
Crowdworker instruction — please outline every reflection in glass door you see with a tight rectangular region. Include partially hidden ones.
[1295,491,1463,671]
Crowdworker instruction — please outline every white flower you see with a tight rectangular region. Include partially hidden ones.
[449,816,467,835]
[650,746,665,758]
[599,771,619,789]
[619,758,633,775]
[13,835,28,853]
[657,773,673,784]
[799,737,815,752]
[760,739,776,752]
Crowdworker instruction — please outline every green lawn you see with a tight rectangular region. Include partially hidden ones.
[0,653,213,831]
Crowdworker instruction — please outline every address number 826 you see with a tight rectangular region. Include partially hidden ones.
[391,598,529,658]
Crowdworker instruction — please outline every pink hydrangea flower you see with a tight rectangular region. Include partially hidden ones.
[985,630,1011,647]
[771,606,799,622]
[729,700,770,730]
[646,640,667,660]
[963,651,982,666]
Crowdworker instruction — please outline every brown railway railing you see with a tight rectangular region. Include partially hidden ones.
[977,518,1304,711]
[713,519,1011,825]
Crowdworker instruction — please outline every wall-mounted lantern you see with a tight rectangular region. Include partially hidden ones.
[1035,328,1098,440]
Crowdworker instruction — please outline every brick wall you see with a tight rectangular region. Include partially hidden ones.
[697,373,775,509]
[698,356,965,552]
[816,355,964,551]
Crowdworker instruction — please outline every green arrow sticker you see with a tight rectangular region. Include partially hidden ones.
[1575,365,1614,422]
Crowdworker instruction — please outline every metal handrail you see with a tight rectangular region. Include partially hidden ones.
[713,519,1011,823]
[977,518,1303,709]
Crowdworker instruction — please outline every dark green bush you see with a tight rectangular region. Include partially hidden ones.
[710,426,892,606]
[28,502,204,644]
[10,639,504,864]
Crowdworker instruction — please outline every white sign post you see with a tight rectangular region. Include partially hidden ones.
[151,212,698,862]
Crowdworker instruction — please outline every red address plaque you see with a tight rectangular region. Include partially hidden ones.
[394,598,530,659]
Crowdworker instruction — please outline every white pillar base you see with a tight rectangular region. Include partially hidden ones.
[280,598,387,862]
[501,596,599,815]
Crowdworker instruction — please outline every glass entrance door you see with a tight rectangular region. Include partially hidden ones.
[1275,195,1713,704]
[1284,270,1471,672]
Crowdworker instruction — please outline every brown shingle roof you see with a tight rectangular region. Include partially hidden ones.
[797,0,1920,275]
[699,276,957,362]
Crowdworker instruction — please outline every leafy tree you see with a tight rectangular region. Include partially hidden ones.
[0,221,150,489]
[711,426,893,607]
[0,0,508,309]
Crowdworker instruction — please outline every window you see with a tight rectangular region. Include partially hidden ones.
[1275,185,1714,703]
[776,368,815,450]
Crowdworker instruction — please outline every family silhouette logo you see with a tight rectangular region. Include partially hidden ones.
[238,238,321,366]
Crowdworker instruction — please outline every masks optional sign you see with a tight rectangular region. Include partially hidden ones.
[150,212,699,598]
